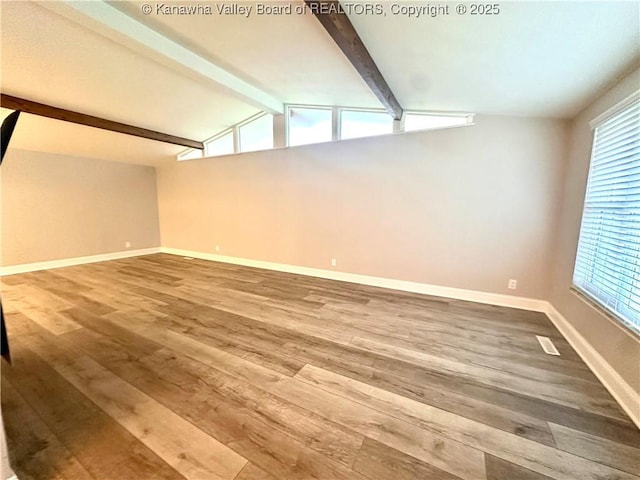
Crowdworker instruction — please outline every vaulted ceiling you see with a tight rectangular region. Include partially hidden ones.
[1,0,638,165]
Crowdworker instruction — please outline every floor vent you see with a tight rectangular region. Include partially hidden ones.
[536,335,560,356]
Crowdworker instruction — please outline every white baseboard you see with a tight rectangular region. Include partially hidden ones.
[545,303,640,429]
[0,247,161,276]
[160,247,547,312]
[161,248,639,427]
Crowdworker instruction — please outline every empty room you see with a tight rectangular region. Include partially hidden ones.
[0,1,639,479]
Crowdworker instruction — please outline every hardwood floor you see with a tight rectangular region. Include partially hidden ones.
[1,253,638,480]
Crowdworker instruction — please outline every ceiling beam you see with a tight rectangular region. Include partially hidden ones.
[305,0,403,120]
[1,95,204,150]
[40,1,283,114]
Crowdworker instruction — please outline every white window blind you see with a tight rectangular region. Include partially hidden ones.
[573,97,640,335]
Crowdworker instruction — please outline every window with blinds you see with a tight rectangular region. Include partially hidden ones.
[573,96,640,335]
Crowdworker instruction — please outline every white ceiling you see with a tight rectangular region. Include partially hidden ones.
[0,109,182,166]
[349,1,640,118]
[1,1,638,165]
[110,0,381,108]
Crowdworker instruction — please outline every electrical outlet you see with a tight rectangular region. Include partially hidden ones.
[125,241,131,248]
[331,258,337,267]
[508,279,517,290]
[215,245,220,252]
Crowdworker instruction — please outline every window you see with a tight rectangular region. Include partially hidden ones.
[176,106,477,161]
[288,107,332,146]
[239,113,273,153]
[205,130,234,157]
[573,96,640,335]
[404,113,472,132]
[177,148,203,161]
[340,110,393,140]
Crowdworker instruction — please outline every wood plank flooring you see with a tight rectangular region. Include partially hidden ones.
[1,253,638,480]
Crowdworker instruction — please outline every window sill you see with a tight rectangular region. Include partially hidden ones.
[570,286,640,339]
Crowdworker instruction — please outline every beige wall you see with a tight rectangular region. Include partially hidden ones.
[157,115,566,299]
[3,100,636,404]
[549,67,640,392]
[1,149,160,266]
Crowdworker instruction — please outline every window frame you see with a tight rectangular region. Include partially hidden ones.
[285,105,334,147]
[177,147,203,161]
[203,128,234,157]
[338,107,395,141]
[572,91,640,337]
[403,111,475,133]
[237,112,274,153]
[178,106,476,161]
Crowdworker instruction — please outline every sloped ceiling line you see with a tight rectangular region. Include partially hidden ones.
[39,0,284,115]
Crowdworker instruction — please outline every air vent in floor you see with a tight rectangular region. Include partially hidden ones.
[536,335,560,355]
